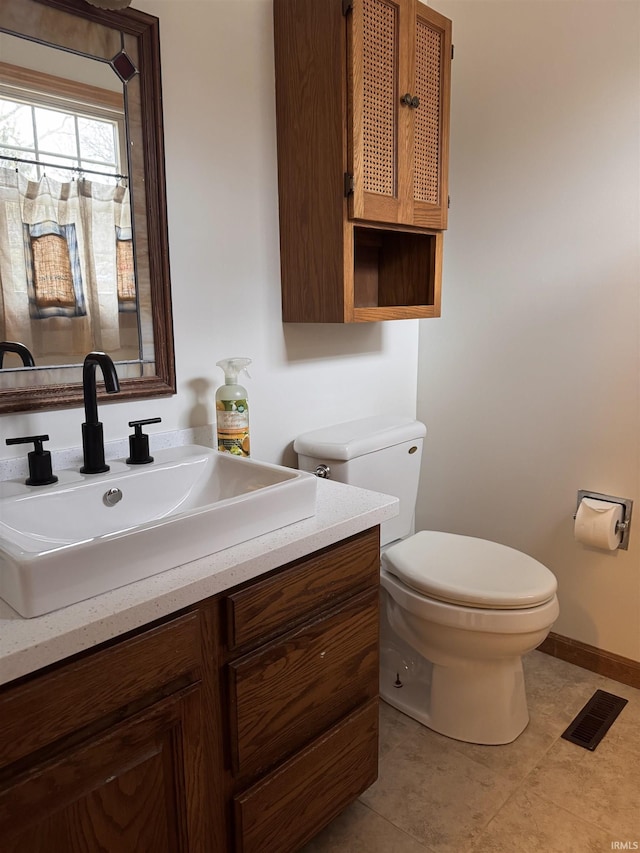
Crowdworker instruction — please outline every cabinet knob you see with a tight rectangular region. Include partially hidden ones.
[400,93,413,107]
[400,93,420,109]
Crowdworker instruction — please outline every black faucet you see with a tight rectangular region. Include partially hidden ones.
[80,352,120,475]
[0,341,35,368]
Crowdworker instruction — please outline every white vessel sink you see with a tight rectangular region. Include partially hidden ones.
[0,446,317,618]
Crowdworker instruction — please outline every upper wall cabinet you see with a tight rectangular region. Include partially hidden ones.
[274,0,452,323]
[348,0,451,230]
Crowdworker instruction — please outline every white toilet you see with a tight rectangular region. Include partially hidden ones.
[294,416,559,745]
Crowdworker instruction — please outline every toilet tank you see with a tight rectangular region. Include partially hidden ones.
[294,416,426,547]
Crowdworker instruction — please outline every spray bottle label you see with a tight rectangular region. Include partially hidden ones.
[216,400,250,456]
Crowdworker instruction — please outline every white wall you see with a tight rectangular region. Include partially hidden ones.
[2,0,637,663]
[0,0,419,469]
[417,0,640,660]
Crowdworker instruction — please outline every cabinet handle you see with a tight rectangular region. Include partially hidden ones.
[400,93,420,109]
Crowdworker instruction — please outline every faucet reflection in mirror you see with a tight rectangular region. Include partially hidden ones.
[0,341,35,368]
[81,351,120,475]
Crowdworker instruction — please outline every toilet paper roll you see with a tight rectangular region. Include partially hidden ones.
[574,498,623,550]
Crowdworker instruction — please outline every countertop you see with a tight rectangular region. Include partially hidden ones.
[0,478,397,687]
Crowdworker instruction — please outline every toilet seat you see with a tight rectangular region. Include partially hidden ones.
[381,531,557,610]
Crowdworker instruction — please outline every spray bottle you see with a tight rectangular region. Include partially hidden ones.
[215,358,251,457]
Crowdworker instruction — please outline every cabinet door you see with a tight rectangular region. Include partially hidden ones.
[0,685,207,853]
[412,1,451,229]
[348,0,414,225]
[228,588,378,778]
[226,527,380,650]
[347,0,451,229]
[234,699,379,853]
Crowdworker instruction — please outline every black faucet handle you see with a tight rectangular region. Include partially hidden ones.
[126,417,162,465]
[6,434,58,486]
[128,417,162,429]
[6,433,50,449]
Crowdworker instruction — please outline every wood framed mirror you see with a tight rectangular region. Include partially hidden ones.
[0,0,175,413]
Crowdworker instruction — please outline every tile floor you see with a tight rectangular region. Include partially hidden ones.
[303,651,640,853]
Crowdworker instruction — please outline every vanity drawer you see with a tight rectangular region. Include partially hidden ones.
[228,587,378,777]
[233,698,379,853]
[0,611,202,768]
[226,526,379,649]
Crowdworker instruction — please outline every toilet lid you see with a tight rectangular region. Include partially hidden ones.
[381,531,557,609]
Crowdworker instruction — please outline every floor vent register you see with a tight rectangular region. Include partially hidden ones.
[561,689,628,751]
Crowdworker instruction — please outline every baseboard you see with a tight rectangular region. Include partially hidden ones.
[538,632,640,690]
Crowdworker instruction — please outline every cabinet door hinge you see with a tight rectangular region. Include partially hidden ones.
[448,195,451,209]
[451,44,455,60]
[342,0,353,15]
[344,172,354,196]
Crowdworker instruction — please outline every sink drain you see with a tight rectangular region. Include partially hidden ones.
[103,487,123,507]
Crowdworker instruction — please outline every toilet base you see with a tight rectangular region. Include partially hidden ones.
[380,619,530,745]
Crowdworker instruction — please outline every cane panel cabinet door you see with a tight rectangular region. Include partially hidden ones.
[348,0,452,230]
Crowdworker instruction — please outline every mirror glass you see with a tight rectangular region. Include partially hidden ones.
[0,0,175,413]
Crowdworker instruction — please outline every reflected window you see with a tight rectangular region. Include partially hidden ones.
[0,65,125,182]
[0,63,135,366]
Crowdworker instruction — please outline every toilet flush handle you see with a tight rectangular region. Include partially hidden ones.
[314,464,331,479]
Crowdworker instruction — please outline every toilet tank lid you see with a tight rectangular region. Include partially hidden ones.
[294,416,426,461]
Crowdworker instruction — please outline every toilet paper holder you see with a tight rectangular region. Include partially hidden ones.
[574,490,633,551]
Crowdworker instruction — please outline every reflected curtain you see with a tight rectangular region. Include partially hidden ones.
[0,167,131,359]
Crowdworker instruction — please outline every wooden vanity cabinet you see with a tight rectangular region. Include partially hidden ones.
[0,526,381,853]
[273,0,451,322]
[224,526,380,853]
[0,612,209,853]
